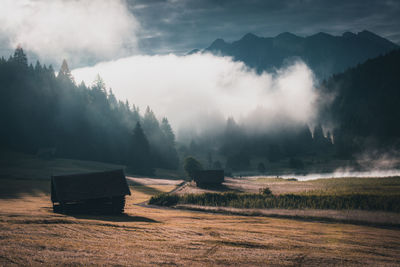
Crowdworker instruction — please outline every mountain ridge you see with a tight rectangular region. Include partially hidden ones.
[196,30,398,79]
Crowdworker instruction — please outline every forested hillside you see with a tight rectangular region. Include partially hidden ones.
[321,49,400,156]
[183,49,400,172]
[1,47,399,174]
[0,48,178,174]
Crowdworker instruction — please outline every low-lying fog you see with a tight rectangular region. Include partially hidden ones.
[73,53,319,140]
[247,170,400,181]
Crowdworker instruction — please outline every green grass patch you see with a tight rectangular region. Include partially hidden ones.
[305,177,400,196]
[255,177,400,196]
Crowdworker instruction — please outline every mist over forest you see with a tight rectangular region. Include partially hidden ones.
[1,43,400,175]
[0,0,400,176]
[0,48,178,175]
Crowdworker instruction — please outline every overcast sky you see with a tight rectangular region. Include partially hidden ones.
[1,0,399,66]
[130,0,400,55]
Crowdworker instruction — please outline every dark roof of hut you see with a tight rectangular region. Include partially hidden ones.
[51,169,131,203]
[193,170,224,184]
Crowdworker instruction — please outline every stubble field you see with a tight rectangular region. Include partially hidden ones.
[1,177,400,266]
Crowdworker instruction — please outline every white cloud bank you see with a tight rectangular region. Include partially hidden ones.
[0,0,138,65]
[72,53,319,139]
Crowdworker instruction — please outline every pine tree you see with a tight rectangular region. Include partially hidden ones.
[131,104,140,124]
[125,100,130,111]
[160,117,179,169]
[108,88,118,109]
[48,65,55,78]
[11,45,28,66]
[313,124,324,140]
[129,122,153,174]
[58,59,74,83]
[34,61,42,72]
[92,74,106,92]
[143,106,160,134]
[78,81,87,90]
[160,118,175,144]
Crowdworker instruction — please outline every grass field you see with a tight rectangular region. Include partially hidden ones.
[1,154,400,266]
[220,176,400,195]
[0,177,400,266]
[254,176,400,196]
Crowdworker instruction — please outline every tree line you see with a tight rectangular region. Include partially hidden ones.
[0,47,178,174]
[320,49,400,157]
[2,47,398,175]
[179,49,400,173]
[179,118,334,173]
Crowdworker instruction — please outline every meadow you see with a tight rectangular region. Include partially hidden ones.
[1,154,400,266]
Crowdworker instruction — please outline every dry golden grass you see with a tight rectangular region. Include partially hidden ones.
[1,178,400,266]
[176,204,400,226]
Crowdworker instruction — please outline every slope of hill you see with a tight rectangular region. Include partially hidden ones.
[321,49,400,155]
[200,30,398,79]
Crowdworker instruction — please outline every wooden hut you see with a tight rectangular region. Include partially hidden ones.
[51,169,131,214]
[193,170,224,187]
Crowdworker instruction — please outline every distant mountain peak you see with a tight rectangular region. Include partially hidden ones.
[276,32,298,38]
[359,30,376,36]
[240,33,259,41]
[275,32,301,41]
[210,38,226,46]
[358,30,381,39]
[187,49,200,55]
[208,38,228,51]
[342,31,356,38]
[311,32,334,39]
[356,30,398,48]
[202,30,398,79]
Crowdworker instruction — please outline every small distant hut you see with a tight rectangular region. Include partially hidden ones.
[51,169,131,214]
[193,170,224,187]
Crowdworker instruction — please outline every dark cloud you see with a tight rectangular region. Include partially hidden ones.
[128,0,400,54]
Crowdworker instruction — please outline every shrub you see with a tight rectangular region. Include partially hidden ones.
[259,187,272,196]
[149,193,179,206]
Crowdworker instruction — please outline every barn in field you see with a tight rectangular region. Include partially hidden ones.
[51,169,131,214]
[193,170,224,187]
